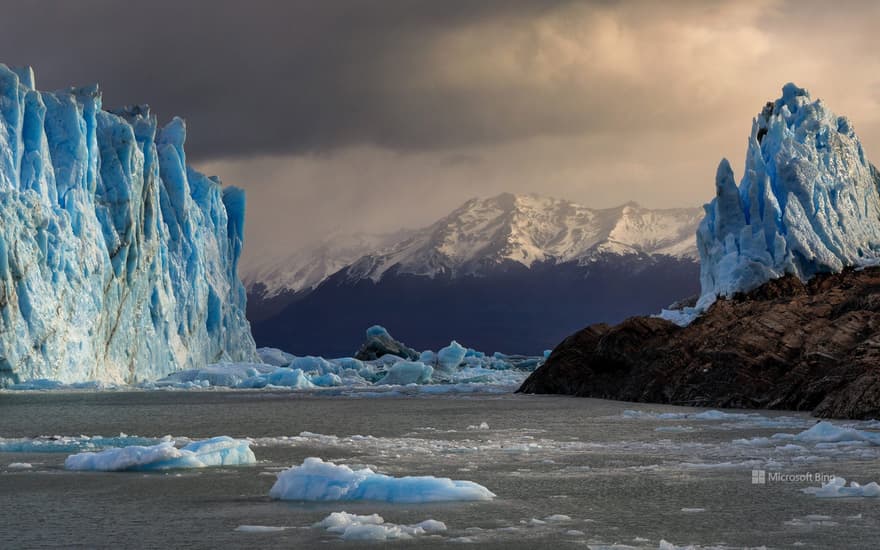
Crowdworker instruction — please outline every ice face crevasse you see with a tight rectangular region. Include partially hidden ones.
[0,64,257,385]
[696,83,880,309]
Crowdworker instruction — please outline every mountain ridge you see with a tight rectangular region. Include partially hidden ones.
[245,192,703,298]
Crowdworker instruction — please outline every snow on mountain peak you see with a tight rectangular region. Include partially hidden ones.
[247,193,702,296]
[696,83,880,308]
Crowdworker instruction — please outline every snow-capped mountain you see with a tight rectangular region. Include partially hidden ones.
[246,193,701,297]
[248,193,703,356]
[345,193,700,281]
[243,231,407,298]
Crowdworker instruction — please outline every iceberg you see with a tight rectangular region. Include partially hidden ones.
[696,83,880,309]
[156,362,274,388]
[64,436,255,471]
[790,421,880,445]
[802,476,880,498]
[268,457,496,503]
[376,361,434,385]
[256,347,295,367]
[314,512,447,541]
[0,434,169,453]
[436,340,467,371]
[0,64,256,385]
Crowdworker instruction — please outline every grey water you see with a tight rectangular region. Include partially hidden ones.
[1,391,879,549]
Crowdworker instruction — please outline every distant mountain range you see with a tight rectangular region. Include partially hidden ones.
[245,193,703,356]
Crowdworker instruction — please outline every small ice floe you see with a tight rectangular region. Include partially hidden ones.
[785,514,839,527]
[543,514,572,522]
[269,457,495,502]
[802,476,880,498]
[0,434,170,454]
[680,508,706,513]
[467,422,490,431]
[622,409,753,421]
[789,422,880,446]
[7,462,33,469]
[621,409,811,431]
[234,525,288,533]
[314,511,446,541]
[64,436,256,471]
[655,426,695,433]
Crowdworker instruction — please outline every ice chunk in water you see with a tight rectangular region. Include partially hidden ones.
[802,476,880,498]
[437,341,467,371]
[314,512,446,541]
[64,436,255,471]
[377,361,433,385]
[269,457,495,502]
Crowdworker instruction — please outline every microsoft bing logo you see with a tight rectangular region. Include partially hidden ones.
[751,470,766,484]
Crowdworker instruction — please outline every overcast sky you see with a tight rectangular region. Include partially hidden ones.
[2,0,879,266]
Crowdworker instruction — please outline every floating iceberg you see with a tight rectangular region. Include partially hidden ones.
[802,476,880,498]
[257,347,296,367]
[696,83,880,310]
[436,341,467,371]
[269,457,496,503]
[314,512,447,541]
[64,436,255,471]
[156,362,274,388]
[135,332,543,391]
[0,64,256,386]
[789,421,880,445]
[376,361,433,385]
[0,434,168,453]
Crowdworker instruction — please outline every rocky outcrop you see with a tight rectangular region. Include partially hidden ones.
[518,267,880,419]
[354,325,419,361]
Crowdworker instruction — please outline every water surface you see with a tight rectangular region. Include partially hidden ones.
[1,391,878,549]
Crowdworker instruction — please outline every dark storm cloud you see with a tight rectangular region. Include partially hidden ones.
[3,0,880,267]
[0,0,579,159]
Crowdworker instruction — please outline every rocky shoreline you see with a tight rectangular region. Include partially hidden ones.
[518,266,880,419]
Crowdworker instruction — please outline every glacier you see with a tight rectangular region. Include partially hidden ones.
[696,83,880,308]
[0,64,256,384]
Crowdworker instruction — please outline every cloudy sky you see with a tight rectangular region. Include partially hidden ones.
[2,0,879,267]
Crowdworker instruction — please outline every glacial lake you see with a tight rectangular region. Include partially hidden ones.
[1,391,879,549]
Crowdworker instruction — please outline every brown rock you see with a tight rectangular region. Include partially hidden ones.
[518,267,880,419]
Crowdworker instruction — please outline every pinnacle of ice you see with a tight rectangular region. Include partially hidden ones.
[0,64,257,384]
[696,83,880,308]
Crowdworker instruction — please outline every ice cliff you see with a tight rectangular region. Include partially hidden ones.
[0,64,256,384]
[696,83,880,308]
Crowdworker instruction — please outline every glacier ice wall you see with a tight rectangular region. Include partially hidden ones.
[696,83,880,308]
[0,64,256,384]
